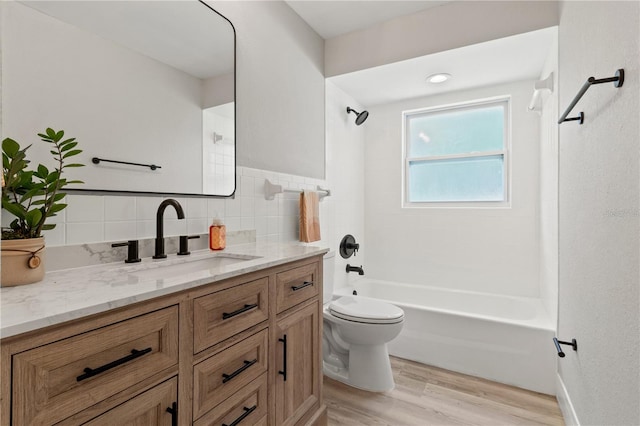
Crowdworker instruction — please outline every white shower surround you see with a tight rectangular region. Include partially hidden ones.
[336,279,556,395]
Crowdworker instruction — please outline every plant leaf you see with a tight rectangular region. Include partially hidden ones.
[48,203,67,214]
[64,163,85,168]
[41,224,56,231]
[2,202,26,219]
[35,164,49,178]
[46,171,60,184]
[2,138,20,156]
[25,209,42,228]
[60,141,78,152]
[62,149,82,159]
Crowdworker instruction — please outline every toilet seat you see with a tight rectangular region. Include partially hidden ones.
[328,296,404,324]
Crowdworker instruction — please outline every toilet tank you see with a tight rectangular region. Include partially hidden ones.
[323,251,335,303]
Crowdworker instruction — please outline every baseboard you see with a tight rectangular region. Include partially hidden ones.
[556,374,580,426]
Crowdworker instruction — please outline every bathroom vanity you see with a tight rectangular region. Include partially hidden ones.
[0,244,327,426]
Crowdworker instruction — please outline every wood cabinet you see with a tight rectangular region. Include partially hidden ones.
[0,255,326,426]
[274,301,321,426]
[82,377,178,426]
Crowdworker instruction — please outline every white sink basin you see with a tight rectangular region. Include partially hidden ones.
[129,253,261,280]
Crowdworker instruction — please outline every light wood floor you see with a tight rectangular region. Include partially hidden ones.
[324,356,564,426]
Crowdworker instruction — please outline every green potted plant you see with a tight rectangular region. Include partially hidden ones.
[1,128,83,286]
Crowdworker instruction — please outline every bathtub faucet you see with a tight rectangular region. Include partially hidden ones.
[346,264,364,275]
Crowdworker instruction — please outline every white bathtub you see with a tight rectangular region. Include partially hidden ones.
[335,279,556,395]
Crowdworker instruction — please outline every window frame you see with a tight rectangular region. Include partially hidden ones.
[402,96,511,208]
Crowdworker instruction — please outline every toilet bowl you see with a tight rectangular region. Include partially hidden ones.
[322,251,404,392]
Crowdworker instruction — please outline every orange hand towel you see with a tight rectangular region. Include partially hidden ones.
[299,190,321,242]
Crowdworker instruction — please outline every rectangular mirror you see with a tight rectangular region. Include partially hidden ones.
[1,0,236,197]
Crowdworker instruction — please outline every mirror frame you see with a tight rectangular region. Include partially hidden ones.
[56,0,237,198]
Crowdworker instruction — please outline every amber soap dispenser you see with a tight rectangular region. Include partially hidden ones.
[209,218,226,250]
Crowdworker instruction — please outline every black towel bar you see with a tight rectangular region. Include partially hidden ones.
[558,69,624,124]
[553,337,578,358]
[92,157,161,170]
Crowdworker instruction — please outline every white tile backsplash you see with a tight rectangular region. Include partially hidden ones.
[136,220,156,239]
[186,198,208,218]
[37,167,330,248]
[104,196,136,221]
[66,195,104,222]
[136,197,162,220]
[104,221,137,241]
[66,222,104,244]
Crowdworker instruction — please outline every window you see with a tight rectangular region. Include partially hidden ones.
[403,97,509,206]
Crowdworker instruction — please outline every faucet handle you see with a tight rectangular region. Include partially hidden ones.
[178,235,201,256]
[112,240,141,263]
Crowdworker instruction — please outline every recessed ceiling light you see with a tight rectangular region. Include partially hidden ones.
[427,73,451,84]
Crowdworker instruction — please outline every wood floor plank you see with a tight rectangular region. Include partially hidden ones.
[325,356,564,426]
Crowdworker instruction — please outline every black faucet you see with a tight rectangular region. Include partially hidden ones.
[153,199,185,259]
[346,264,364,275]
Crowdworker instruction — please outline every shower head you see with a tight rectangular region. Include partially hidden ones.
[346,107,369,125]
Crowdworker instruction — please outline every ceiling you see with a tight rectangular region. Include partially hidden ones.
[287,1,556,107]
[329,26,557,107]
[285,1,451,39]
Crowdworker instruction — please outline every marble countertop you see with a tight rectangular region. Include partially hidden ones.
[1,242,328,339]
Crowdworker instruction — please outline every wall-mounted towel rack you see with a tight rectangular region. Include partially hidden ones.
[553,337,578,358]
[92,157,161,171]
[264,179,330,201]
[558,69,624,124]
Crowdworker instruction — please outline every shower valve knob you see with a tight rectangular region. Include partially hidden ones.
[340,234,360,259]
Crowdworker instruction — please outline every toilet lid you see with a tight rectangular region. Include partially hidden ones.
[329,296,404,324]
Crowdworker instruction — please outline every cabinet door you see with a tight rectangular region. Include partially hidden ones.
[83,377,177,426]
[274,301,320,426]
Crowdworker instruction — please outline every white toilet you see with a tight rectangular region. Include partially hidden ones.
[322,251,404,392]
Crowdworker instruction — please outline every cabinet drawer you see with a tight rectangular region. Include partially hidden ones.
[276,262,319,313]
[194,329,268,420]
[194,373,268,426]
[12,306,179,425]
[83,377,178,426]
[194,278,269,353]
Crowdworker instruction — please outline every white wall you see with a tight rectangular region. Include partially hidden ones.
[364,80,541,297]
[324,81,367,292]
[538,31,559,325]
[557,1,639,425]
[325,1,559,77]
[210,0,326,179]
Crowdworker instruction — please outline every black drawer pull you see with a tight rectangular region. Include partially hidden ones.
[222,405,257,426]
[222,359,258,383]
[278,334,287,381]
[76,347,152,382]
[222,303,258,320]
[291,281,313,291]
[166,401,178,426]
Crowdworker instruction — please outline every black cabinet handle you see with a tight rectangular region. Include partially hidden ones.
[222,359,258,383]
[222,405,257,426]
[76,347,152,381]
[166,402,178,426]
[291,281,313,291]
[278,334,287,381]
[222,303,258,320]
